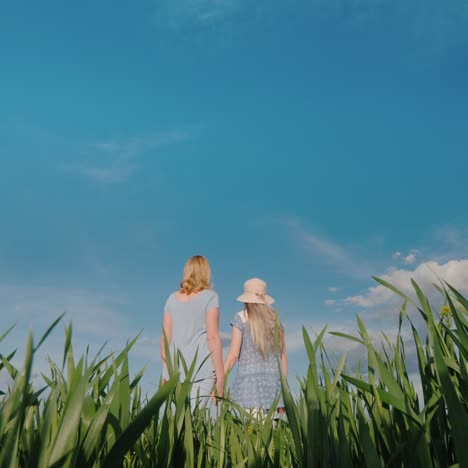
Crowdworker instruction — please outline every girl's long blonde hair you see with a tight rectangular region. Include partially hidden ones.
[180,255,212,294]
[245,303,285,359]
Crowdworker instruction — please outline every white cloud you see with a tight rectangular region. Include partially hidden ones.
[63,128,192,183]
[81,166,135,183]
[0,282,237,395]
[284,328,308,354]
[0,283,164,396]
[154,0,468,57]
[403,253,417,264]
[433,227,468,260]
[0,285,145,385]
[0,284,134,355]
[311,0,468,55]
[156,0,242,27]
[325,299,336,306]
[277,217,374,279]
[393,249,418,265]
[284,319,362,356]
[392,249,419,265]
[345,259,468,309]
[89,129,191,160]
[435,226,465,246]
[284,317,422,384]
[328,287,339,292]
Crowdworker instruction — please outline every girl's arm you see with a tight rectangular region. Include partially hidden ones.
[206,307,224,398]
[224,327,242,374]
[281,347,288,378]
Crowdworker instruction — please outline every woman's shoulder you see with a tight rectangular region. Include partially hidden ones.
[201,288,218,299]
[164,291,178,304]
[163,291,178,313]
[167,290,178,300]
[202,289,219,310]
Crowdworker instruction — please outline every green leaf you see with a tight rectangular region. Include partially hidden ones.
[47,359,88,467]
[279,366,304,468]
[341,374,421,424]
[0,332,34,468]
[328,352,347,399]
[62,322,72,371]
[357,410,383,468]
[34,314,64,352]
[102,375,178,468]
[328,331,365,345]
[0,323,15,343]
[98,332,142,394]
[430,320,468,467]
[81,388,115,465]
[373,276,418,307]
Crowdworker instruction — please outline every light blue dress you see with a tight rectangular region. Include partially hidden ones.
[230,311,284,410]
[163,289,218,405]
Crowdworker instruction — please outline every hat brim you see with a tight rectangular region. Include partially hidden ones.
[236,293,275,305]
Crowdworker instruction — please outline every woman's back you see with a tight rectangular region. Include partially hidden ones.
[164,289,218,380]
[160,255,224,406]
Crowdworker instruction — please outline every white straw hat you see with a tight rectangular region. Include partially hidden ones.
[236,278,275,305]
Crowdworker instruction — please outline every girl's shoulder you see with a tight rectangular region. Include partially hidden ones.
[232,310,247,331]
[237,310,247,323]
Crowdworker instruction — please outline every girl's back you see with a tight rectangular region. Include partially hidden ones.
[224,278,287,411]
[232,310,281,377]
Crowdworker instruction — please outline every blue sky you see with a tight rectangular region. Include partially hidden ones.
[1,0,468,394]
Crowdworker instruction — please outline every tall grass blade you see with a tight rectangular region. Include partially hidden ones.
[102,375,178,468]
[34,314,64,352]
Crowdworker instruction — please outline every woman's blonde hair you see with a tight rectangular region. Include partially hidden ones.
[245,303,284,359]
[180,255,212,294]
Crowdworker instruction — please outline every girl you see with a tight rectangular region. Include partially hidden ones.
[160,255,224,406]
[224,278,287,415]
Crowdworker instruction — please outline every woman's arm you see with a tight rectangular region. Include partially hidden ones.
[160,312,172,378]
[206,307,224,398]
[224,327,242,374]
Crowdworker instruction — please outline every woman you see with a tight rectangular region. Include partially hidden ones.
[224,278,287,415]
[160,255,224,406]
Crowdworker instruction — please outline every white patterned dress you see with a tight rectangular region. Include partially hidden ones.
[230,311,284,410]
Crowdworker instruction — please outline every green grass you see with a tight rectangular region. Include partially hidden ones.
[0,278,467,467]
